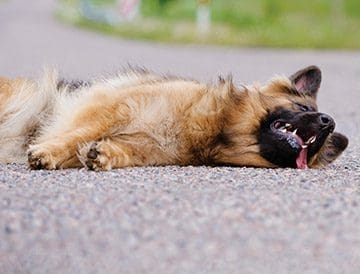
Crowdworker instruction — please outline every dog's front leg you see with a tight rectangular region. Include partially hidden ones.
[308,132,348,168]
[78,139,136,171]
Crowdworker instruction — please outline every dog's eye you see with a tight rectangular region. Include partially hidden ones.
[297,104,310,112]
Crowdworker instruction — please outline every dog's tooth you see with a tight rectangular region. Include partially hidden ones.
[310,136,317,143]
[285,123,291,128]
[306,136,317,144]
[292,129,298,135]
[280,128,287,133]
[301,145,308,149]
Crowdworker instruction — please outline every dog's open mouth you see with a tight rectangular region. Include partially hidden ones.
[272,121,317,169]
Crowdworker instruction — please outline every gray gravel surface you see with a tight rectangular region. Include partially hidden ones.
[0,1,359,274]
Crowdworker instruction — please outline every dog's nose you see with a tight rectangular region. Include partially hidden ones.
[319,113,335,129]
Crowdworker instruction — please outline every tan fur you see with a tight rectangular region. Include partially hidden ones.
[0,69,346,170]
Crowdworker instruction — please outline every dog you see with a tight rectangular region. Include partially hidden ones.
[0,66,348,170]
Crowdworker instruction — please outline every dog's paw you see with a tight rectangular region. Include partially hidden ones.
[27,145,57,170]
[79,142,112,171]
[309,132,349,168]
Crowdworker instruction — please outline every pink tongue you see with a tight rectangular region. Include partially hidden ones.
[296,147,308,169]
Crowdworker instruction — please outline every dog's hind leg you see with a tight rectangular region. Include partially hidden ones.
[27,129,97,169]
[27,100,133,170]
[78,134,171,171]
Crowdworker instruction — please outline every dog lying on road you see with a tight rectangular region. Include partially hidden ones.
[0,66,348,170]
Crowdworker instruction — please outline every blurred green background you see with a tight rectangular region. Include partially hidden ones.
[58,0,360,49]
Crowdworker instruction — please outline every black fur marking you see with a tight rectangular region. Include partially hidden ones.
[119,64,151,76]
[258,109,302,168]
[120,65,199,84]
[188,131,230,166]
[214,131,232,147]
[258,107,335,168]
[57,79,91,92]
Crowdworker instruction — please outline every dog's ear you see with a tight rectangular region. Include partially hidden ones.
[309,132,348,168]
[289,66,321,98]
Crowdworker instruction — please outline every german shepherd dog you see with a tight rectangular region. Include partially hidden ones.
[0,66,348,170]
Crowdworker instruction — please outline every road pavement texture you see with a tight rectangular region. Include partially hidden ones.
[0,1,359,273]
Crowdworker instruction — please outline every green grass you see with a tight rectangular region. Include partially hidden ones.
[57,0,360,49]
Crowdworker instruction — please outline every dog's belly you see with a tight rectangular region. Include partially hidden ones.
[117,95,181,160]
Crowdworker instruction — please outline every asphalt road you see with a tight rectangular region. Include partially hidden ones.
[0,1,359,274]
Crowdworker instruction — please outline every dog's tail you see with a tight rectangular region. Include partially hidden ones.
[0,68,58,163]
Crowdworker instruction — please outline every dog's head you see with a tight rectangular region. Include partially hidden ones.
[218,66,348,169]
